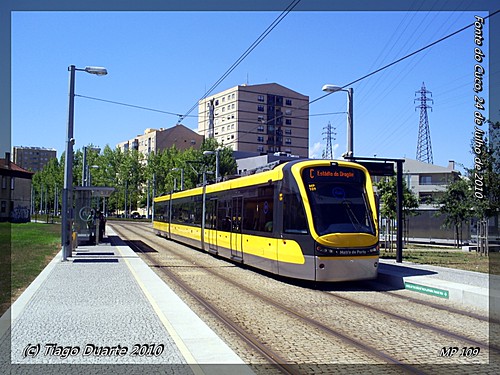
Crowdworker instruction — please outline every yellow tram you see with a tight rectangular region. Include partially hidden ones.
[153,159,379,282]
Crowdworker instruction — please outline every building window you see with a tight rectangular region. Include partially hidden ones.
[258,105,265,112]
[285,109,292,115]
[285,119,292,125]
[1,176,5,189]
[285,138,292,145]
[257,126,264,132]
[286,99,292,106]
[258,95,265,102]
[419,192,434,204]
[257,146,264,152]
[0,201,6,213]
[258,136,264,142]
[285,129,292,135]
[10,177,15,190]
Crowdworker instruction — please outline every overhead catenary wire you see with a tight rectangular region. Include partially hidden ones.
[75,9,498,157]
[178,0,302,123]
[309,9,499,108]
[240,11,498,148]
[75,94,197,118]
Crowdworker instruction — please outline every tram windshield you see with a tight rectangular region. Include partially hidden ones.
[302,166,375,236]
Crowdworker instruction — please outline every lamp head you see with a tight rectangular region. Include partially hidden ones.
[322,84,343,93]
[85,66,108,76]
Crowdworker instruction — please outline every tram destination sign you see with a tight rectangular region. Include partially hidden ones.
[302,166,364,183]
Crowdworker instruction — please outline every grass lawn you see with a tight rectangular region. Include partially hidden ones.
[0,222,61,316]
[381,247,491,274]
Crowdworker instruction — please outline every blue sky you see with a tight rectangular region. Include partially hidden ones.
[10,7,494,171]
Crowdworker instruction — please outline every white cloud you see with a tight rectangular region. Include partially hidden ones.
[309,142,323,159]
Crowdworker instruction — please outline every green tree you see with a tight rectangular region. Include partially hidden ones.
[468,122,500,255]
[97,145,122,214]
[32,157,63,216]
[119,149,144,216]
[376,177,419,220]
[376,176,419,250]
[436,178,473,247]
[200,138,237,182]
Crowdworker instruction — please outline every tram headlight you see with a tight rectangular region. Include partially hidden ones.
[316,245,334,255]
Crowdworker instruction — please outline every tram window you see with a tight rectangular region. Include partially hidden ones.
[242,185,274,233]
[171,198,202,226]
[216,199,231,231]
[283,193,308,234]
[205,200,216,229]
[154,201,167,222]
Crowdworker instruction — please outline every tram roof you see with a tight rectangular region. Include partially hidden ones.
[154,159,368,202]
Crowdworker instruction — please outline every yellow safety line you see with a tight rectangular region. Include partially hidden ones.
[116,246,205,375]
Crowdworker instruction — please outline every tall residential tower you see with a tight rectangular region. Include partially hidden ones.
[198,83,309,158]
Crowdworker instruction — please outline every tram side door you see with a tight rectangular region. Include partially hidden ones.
[230,196,243,261]
[207,198,218,254]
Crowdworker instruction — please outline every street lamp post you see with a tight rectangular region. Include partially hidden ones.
[87,165,99,187]
[62,65,107,261]
[322,84,354,158]
[203,149,220,182]
[171,168,184,190]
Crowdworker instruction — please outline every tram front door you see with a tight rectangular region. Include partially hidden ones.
[230,196,243,261]
[207,198,218,254]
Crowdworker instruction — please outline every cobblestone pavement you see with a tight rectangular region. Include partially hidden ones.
[2,249,186,366]
[116,222,499,373]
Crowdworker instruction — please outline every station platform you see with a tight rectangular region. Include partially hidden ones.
[378,258,499,314]
[0,227,253,374]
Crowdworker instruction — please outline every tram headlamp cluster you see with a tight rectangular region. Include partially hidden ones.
[316,245,336,255]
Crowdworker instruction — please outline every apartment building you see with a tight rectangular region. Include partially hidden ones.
[0,152,33,222]
[400,158,463,241]
[117,124,204,156]
[198,83,309,158]
[402,158,460,205]
[12,146,57,172]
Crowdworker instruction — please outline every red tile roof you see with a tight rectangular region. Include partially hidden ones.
[0,158,34,174]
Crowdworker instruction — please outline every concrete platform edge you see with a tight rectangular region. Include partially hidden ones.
[377,267,491,311]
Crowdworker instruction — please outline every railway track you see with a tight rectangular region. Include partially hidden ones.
[110,221,495,374]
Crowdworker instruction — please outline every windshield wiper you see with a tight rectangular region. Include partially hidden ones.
[342,200,362,229]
